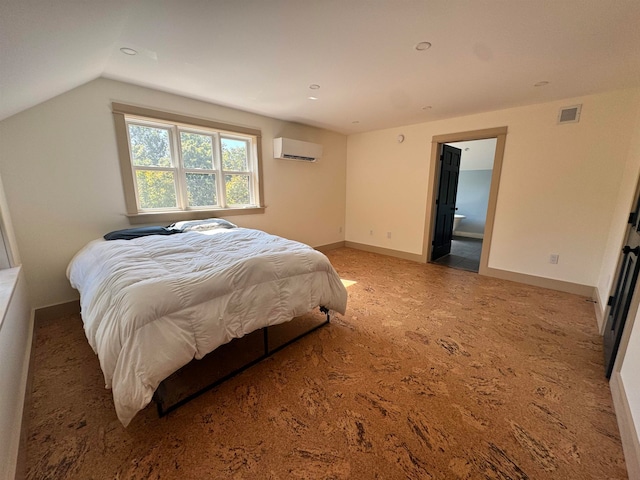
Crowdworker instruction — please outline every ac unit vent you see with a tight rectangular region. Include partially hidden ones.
[282,154,316,161]
[558,104,582,124]
[273,138,323,162]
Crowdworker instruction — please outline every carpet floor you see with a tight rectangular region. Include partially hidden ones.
[25,248,628,479]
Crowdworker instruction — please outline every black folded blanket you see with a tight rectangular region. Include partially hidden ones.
[103,226,181,241]
[103,218,237,240]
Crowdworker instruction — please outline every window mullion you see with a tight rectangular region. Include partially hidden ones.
[173,126,188,209]
[213,133,225,208]
[249,140,258,205]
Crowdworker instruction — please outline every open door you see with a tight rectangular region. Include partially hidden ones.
[604,190,640,377]
[431,144,462,261]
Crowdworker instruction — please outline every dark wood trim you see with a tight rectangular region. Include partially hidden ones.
[314,241,345,252]
[483,266,595,297]
[423,126,508,274]
[126,207,266,225]
[34,300,80,324]
[111,102,266,223]
[112,112,138,215]
[344,241,423,262]
[111,103,261,137]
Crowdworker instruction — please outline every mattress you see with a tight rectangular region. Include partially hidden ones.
[67,227,347,426]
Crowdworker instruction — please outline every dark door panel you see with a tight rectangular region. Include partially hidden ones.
[431,144,461,261]
[604,187,640,377]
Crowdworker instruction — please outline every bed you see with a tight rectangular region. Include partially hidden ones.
[67,222,348,426]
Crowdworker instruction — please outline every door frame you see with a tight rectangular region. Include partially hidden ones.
[608,176,640,373]
[422,126,508,275]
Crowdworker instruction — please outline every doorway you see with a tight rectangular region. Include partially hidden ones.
[604,179,640,377]
[422,127,508,275]
[431,138,497,272]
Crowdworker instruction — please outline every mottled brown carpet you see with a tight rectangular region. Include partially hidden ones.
[25,248,628,479]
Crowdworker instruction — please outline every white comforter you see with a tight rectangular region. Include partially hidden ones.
[67,227,347,426]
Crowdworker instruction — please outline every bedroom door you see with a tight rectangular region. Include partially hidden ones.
[604,191,640,377]
[431,144,462,261]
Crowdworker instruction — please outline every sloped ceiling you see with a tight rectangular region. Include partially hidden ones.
[1,0,640,134]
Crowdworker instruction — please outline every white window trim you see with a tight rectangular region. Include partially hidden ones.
[112,103,265,225]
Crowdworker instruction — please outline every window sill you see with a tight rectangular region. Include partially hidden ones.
[0,266,20,331]
[126,207,266,225]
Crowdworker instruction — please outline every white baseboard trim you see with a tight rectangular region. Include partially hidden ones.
[453,231,484,239]
[593,286,606,334]
[610,371,640,479]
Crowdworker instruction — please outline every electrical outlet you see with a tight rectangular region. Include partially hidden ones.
[549,254,559,264]
[339,226,343,233]
[387,231,392,239]
[369,230,374,236]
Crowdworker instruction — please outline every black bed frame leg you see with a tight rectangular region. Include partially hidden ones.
[319,306,330,322]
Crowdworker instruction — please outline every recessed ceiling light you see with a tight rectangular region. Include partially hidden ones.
[309,84,320,90]
[415,42,432,51]
[120,47,138,56]
[534,81,549,87]
[308,96,318,100]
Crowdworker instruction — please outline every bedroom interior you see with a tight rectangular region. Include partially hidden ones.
[1,1,640,479]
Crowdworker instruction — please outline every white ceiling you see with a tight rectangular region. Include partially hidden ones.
[1,0,640,134]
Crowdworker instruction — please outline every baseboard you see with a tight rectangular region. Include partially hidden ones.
[483,266,595,297]
[314,241,345,253]
[453,231,484,239]
[34,299,80,324]
[610,371,640,479]
[14,310,35,480]
[344,241,423,263]
[593,286,607,334]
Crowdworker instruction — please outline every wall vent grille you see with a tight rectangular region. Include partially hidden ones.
[558,104,582,124]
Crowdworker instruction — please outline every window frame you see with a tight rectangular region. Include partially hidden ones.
[112,103,265,225]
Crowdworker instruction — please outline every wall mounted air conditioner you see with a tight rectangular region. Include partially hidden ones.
[273,137,323,162]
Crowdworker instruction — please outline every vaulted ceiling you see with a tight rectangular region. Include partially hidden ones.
[1,0,639,134]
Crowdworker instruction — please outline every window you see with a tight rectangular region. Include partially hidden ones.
[112,103,264,224]
[0,228,10,269]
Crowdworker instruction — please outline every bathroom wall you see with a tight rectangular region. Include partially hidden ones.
[455,169,492,237]
[448,138,496,238]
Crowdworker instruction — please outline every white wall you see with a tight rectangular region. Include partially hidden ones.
[0,78,347,309]
[0,171,31,480]
[594,99,640,318]
[346,88,640,287]
[621,309,640,431]
[0,268,32,480]
[614,100,640,477]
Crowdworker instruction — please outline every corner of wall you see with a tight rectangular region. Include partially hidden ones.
[610,371,640,479]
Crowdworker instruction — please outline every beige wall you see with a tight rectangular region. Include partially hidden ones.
[346,88,640,287]
[594,99,640,319]
[0,78,347,308]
